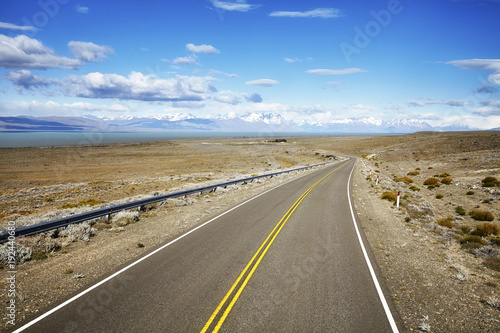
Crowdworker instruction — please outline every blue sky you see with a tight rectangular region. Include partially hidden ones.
[0,0,499,129]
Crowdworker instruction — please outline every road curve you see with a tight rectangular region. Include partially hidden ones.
[14,159,402,332]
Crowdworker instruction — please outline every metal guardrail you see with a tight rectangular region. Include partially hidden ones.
[0,161,335,243]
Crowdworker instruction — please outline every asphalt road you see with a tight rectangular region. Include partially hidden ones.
[15,159,401,332]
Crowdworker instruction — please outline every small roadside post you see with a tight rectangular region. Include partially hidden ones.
[396,191,400,208]
[376,175,379,185]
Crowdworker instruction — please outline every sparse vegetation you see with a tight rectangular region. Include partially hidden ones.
[441,177,453,185]
[470,211,495,222]
[490,237,500,246]
[31,251,48,261]
[62,198,104,209]
[437,217,453,229]
[461,235,486,249]
[439,173,451,178]
[381,192,398,202]
[472,223,498,236]
[63,268,74,274]
[466,191,475,195]
[484,258,500,272]
[409,185,421,191]
[460,225,471,234]
[407,171,420,176]
[436,193,444,199]
[423,177,440,185]
[394,176,413,184]
[482,176,500,187]
[456,206,466,216]
[137,243,145,248]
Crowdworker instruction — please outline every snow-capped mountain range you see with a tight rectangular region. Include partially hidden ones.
[0,113,483,133]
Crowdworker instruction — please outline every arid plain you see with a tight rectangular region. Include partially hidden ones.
[1,132,499,332]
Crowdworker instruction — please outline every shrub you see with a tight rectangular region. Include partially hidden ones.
[456,206,466,216]
[441,178,453,185]
[482,176,500,187]
[416,168,421,171]
[423,177,440,185]
[137,243,145,248]
[62,198,104,209]
[405,217,411,223]
[407,171,420,176]
[461,225,471,234]
[439,173,451,178]
[375,170,380,173]
[436,194,444,199]
[483,199,491,204]
[32,251,48,261]
[490,237,500,246]
[409,185,420,191]
[484,257,500,272]
[394,176,413,184]
[466,191,475,195]
[461,235,486,249]
[472,223,498,236]
[470,211,495,222]
[63,268,74,274]
[437,217,453,229]
[381,192,398,202]
[428,167,433,169]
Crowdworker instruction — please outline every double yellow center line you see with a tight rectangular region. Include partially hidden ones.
[200,161,349,333]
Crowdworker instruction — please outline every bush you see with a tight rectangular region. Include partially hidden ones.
[381,192,398,202]
[461,235,486,249]
[472,223,498,236]
[484,257,500,272]
[441,177,453,185]
[466,191,475,195]
[470,211,495,222]
[407,171,420,176]
[32,251,48,261]
[461,225,471,234]
[423,177,440,185]
[394,176,413,184]
[439,173,451,178]
[490,237,500,246]
[436,194,444,199]
[482,176,500,187]
[456,206,466,216]
[437,218,453,229]
[409,185,420,191]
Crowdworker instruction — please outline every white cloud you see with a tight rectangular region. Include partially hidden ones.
[76,5,89,14]
[471,107,500,116]
[324,81,343,90]
[210,1,259,12]
[446,59,500,85]
[207,69,238,78]
[4,70,58,90]
[68,41,114,62]
[408,99,468,107]
[307,68,367,75]
[0,34,82,69]
[0,22,37,31]
[481,99,500,107]
[245,79,279,87]
[213,90,262,104]
[60,72,217,102]
[186,43,220,54]
[270,8,343,19]
[0,100,131,116]
[284,57,301,63]
[172,55,198,65]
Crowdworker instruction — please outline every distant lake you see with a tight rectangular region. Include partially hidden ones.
[0,131,387,148]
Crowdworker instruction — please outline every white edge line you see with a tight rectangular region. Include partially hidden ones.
[13,163,336,332]
[347,160,400,333]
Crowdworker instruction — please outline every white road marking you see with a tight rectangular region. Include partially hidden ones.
[347,160,400,333]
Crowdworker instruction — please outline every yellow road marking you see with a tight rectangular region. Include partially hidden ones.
[201,161,349,333]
